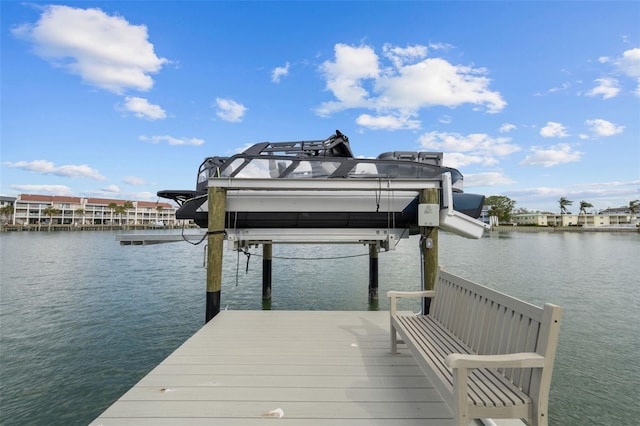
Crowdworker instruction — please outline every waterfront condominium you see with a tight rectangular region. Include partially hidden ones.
[6,194,180,226]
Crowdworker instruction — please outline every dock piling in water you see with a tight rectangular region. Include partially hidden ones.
[206,186,227,322]
[262,243,272,300]
[368,243,379,302]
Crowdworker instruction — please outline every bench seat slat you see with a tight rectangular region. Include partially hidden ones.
[393,316,531,408]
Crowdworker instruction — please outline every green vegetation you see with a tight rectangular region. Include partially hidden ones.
[0,205,14,224]
[485,195,516,224]
[42,206,60,231]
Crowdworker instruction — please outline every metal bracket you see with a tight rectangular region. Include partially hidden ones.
[225,228,408,251]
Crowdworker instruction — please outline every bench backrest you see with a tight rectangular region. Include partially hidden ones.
[431,269,562,395]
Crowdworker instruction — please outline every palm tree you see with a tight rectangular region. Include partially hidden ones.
[578,201,593,226]
[42,206,60,231]
[559,197,572,214]
[0,205,14,226]
[114,205,127,226]
[123,201,134,227]
[107,202,118,225]
[74,208,85,225]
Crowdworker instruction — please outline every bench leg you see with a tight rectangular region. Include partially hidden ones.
[452,367,470,426]
[390,323,398,354]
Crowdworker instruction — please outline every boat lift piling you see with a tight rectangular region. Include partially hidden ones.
[420,188,439,315]
[262,243,272,301]
[206,185,226,322]
[368,243,379,302]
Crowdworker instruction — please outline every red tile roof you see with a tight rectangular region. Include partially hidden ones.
[17,194,174,209]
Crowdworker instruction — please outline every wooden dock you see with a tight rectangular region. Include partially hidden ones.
[91,310,504,425]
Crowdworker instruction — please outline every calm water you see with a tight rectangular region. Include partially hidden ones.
[1,230,639,425]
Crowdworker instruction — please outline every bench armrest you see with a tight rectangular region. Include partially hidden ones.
[387,290,436,298]
[445,352,545,369]
[387,290,436,316]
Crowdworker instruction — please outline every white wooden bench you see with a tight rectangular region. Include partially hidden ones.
[388,268,562,426]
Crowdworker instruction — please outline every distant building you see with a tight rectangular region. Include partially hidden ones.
[0,196,16,224]
[512,211,637,227]
[11,194,181,226]
[0,196,15,208]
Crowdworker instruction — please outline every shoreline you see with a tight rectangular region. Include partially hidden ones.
[490,225,639,233]
[0,224,196,232]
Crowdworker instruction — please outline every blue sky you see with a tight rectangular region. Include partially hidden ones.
[1,1,638,213]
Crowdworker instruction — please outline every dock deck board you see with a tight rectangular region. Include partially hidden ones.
[91,310,490,426]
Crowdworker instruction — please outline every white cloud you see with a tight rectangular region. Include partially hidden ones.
[382,43,427,68]
[540,122,568,138]
[11,184,73,196]
[316,44,380,115]
[464,172,515,187]
[586,77,620,99]
[442,152,497,168]
[3,160,106,180]
[12,5,168,94]
[123,97,166,120]
[419,131,520,158]
[316,43,505,128]
[101,184,120,193]
[519,143,583,167]
[499,123,516,133]
[139,135,204,146]
[616,48,640,78]
[585,119,625,137]
[271,62,290,83]
[123,176,146,185]
[438,115,452,124]
[535,82,571,96]
[616,48,640,96]
[428,42,455,51]
[215,98,247,122]
[355,113,420,130]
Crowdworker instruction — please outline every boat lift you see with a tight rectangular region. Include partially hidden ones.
[117,174,489,321]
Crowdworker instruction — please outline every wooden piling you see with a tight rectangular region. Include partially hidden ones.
[206,186,227,322]
[368,243,379,302]
[262,243,272,300]
[420,188,438,314]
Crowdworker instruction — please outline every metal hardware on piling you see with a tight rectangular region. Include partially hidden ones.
[206,186,226,322]
[420,188,438,315]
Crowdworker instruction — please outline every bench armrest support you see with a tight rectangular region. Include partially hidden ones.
[387,290,436,316]
[446,352,545,369]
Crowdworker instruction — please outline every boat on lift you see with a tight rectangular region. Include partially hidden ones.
[158,130,486,235]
